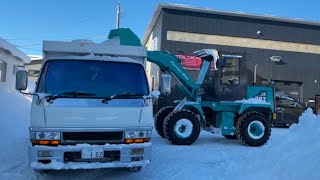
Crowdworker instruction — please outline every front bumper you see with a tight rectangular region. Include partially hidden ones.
[29,142,152,170]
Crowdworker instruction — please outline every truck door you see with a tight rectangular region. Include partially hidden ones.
[218,55,247,101]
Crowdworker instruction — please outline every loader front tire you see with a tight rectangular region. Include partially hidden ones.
[164,109,200,145]
[236,112,271,147]
[154,106,175,138]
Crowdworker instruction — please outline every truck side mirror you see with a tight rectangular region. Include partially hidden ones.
[16,70,28,91]
[160,74,171,94]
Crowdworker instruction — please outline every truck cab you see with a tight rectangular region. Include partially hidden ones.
[16,28,158,172]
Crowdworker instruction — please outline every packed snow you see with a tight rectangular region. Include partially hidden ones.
[234,98,271,104]
[0,91,320,180]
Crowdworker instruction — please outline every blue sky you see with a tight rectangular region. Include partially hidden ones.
[1,0,319,56]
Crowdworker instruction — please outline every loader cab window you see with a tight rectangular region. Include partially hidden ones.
[221,58,240,85]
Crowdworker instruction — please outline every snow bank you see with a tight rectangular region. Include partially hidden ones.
[0,92,33,180]
[241,108,320,180]
[0,37,31,63]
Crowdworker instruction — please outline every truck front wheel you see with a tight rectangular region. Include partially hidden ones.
[236,112,271,147]
[154,106,175,138]
[128,166,142,172]
[164,109,200,145]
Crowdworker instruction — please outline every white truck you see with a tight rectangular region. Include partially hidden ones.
[16,28,159,173]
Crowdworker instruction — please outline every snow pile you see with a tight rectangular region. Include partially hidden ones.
[242,108,320,180]
[0,92,33,180]
[0,37,31,63]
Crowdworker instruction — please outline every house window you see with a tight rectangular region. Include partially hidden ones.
[0,60,7,82]
[221,58,240,85]
[152,37,157,50]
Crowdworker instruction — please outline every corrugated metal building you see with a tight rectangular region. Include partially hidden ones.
[143,3,320,110]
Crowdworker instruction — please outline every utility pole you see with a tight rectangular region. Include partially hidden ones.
[116,0,121,29]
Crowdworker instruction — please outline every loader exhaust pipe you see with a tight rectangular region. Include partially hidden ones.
[254,64,258,86]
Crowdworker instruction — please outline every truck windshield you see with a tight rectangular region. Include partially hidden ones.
[37,60,149,97]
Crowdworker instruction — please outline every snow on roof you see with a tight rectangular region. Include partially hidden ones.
[0,37,31,63]
[28,55,42,61]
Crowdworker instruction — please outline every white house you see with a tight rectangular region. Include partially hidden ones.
[0,37,31,92]
[25,55,42,82]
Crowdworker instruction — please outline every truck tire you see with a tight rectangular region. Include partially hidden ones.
[164,109,200,145]
[223,134,238,139]
[154,106,175,138]
[236,112,271,147]
[34,170,51,174]
[128,166,142,172]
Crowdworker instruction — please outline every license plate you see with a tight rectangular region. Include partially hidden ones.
[81,148,104,159]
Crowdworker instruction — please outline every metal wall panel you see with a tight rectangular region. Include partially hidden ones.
[153,8,320,111]
[162,9,320,46]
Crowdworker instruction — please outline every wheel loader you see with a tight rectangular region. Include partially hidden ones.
[147,49,275,147]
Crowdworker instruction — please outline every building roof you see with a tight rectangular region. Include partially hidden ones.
[142,3,320,45]
[0,37,31,63]
[26,59,42,66]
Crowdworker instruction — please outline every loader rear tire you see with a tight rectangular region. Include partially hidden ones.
[154,106,175,138]
[164,109,200,145]
[236,112,271,147]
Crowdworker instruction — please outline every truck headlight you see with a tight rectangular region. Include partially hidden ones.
[36,132,61,140]
[125,131,150,139]
[124,130,152,143]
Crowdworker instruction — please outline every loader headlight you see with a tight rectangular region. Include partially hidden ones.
[36,132,61,140]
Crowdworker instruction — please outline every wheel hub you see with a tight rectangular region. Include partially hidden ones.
[248,120,265,140]
[174,119,193,138]
[179,125,187,133]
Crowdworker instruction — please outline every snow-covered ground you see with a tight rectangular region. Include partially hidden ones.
[1,92,320,180]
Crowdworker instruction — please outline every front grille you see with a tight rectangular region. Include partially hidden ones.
[63,132,123,141]
[64,151,120,163]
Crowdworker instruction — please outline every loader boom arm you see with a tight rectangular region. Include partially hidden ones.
[147,51,200,100]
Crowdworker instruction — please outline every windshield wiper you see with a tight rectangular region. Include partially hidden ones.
[45,91,97,102]
[101,93,144,103]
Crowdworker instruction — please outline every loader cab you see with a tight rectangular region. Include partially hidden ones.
[201,54,247,101]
